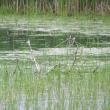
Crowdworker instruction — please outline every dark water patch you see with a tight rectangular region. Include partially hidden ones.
[0,28,110,51]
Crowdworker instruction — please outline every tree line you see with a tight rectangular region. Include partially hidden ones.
[0,0,110,16]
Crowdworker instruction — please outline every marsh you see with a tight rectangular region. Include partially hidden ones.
[0,17,110,110]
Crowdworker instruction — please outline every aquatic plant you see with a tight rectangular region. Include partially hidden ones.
[0,0,110,16]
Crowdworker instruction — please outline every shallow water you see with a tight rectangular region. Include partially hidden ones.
[0,19,110,110]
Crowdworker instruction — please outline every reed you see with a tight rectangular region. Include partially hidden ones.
[0,0,110,16]
[0,62,110,109]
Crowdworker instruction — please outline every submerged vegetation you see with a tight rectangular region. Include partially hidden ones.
[0,0,110,16]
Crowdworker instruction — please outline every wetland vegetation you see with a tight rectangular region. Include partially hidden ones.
[0,1,110,110]
[0,0,110,16]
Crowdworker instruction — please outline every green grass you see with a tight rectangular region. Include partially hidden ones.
[0,13,110,27]
[0,59,110,110]
[0,9,110,109]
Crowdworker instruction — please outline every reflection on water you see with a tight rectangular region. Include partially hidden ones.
[0,20,110,110]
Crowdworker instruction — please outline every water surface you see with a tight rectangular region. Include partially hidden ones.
[0,18,110,110]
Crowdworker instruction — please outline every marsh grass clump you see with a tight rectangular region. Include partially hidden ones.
[0,60,110,109]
